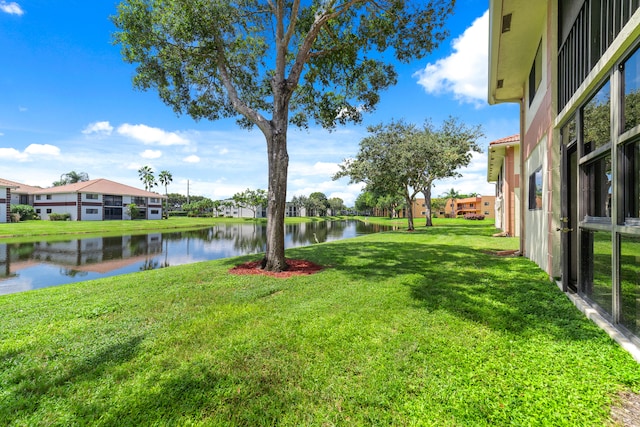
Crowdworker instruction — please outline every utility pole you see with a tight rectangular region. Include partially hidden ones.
[187,180,190,204]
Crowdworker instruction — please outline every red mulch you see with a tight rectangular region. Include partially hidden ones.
[229,258,324,278]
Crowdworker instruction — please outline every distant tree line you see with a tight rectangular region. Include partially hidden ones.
[164,189,347,218]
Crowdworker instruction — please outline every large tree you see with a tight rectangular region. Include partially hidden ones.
[113,0,454,271]
[335,118,482,229]
[232,188,268,218]
[334,120,423,229]
[308,192,329,216]
[415,118,483,226]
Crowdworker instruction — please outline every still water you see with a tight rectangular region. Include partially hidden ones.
[0,220,391,295]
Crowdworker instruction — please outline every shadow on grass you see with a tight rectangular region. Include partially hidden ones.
[279,234,601,342]
[1,334,145,421]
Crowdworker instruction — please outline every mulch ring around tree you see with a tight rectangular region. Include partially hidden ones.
[229,258,324,278]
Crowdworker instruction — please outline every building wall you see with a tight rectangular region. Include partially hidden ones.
[0,187,8,223]
[31,193,164,221]
[520,2,557,277]
[410,196,495,220]
[34,193,78,220]
[494,145,521,237]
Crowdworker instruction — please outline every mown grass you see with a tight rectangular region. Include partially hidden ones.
[1,220,639,425]
[0,216,323,244]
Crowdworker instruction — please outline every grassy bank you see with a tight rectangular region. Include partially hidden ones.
[0,216,323,243]
[1,221,639,425]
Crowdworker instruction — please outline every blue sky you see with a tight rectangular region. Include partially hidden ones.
[0,0,519,206]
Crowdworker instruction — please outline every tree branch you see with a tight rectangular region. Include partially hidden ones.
[213,38,271,137]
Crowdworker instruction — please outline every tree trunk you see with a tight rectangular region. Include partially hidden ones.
[403,189,414,231]
[422,187,433,227]
[261,128,289,271]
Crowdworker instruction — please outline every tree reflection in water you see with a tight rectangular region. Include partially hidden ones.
[0,220,392,295]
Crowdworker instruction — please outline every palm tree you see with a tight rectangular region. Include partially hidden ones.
[138,166,156,191]
[442,188,460,218]
[53,171,89,186]
[158,170,173,217]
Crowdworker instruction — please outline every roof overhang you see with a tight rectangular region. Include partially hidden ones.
[488,0,547,105]
[487,139,520,182]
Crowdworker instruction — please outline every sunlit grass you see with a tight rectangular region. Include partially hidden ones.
[0,216,322,243]
[0,221,638,425]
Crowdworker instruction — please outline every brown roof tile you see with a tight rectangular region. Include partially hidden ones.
[489,134,520,146]
[33,179,166,198]
[0,178,43,193]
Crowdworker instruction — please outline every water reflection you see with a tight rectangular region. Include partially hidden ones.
[0,220,391,295]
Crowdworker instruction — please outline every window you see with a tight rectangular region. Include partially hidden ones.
[150,209,159,214]
[528,167,543,210]
[86,193,98,200]
[150,197,159,203]
[46,195,52,200]
[561,116,577,145]
[484,211,490,215]
[104,207,123,220]
[623,47,640,133]
[133,197,146,206]
[620,235,640,335]
[585,153,612,219]
[46,209,52,214]
[529,40,542,105]
[623,141,640,221]
[581,230,613,314]
[35,195,41,200]
[583,80,611,155]
[484,201,490,206]
[86,208,98,214]
[36,209,41,214]
[104,195,123,206]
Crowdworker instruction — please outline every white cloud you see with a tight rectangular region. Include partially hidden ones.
[82,121,113,136]
[414,10,489,105]
[141,149,162,159]
[117,123,189,146]
[0,1,23,15]
[24,143,60,156]
[183,155,200,163]
[219,148,229,155]
[431,151,495,197]
[18,106,27,112]
[0,144,60,162]
[0,147,26,161]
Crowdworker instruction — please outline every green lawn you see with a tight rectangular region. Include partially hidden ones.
[0,216,322,244]
[1,220,639,425]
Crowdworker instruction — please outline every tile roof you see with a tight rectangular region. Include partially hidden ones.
[0,178,42,193]
[0,178,165,198]
[489,134,520,146]
[33,178,166,198]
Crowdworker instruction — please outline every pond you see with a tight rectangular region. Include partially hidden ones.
[0,220,393,295]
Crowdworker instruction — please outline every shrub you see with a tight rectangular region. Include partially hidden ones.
[10,204,37,221]
[49,213,71,221]
[126,203,140,220]
[464,213,485,220]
